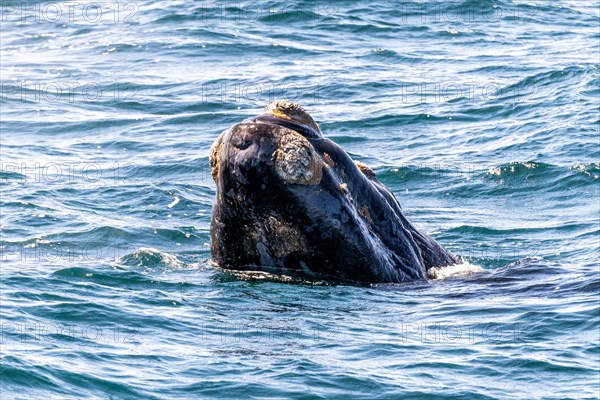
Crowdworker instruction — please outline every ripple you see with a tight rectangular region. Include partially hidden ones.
[2,0,598,398]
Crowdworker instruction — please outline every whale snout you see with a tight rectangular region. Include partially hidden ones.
[211,121,323,189]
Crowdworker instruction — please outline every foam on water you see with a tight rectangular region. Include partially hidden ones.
[427,261,484,280]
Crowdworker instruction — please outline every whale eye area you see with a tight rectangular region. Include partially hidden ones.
[274,131,323,185]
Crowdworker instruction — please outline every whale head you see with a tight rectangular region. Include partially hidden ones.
[209,100,457,283]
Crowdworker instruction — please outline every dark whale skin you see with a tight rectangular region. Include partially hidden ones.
[210,107,458,283]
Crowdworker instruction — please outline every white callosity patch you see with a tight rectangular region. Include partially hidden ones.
[209,129,227,180]
[273,130,323,185]
[355,161,377,180]
[264,100,321,134]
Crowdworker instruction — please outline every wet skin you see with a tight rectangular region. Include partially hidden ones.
[210,102,458,283]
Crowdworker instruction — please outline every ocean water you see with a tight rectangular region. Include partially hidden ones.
[1,0,599,398]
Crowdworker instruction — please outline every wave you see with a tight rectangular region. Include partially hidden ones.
[114,247,187,270]
[377,161,599,193]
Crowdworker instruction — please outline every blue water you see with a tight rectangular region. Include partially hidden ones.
[1,0,599,398]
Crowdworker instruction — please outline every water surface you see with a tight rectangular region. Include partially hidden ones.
[1,1,599,398]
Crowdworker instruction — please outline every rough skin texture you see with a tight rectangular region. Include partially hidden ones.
[274,130,323,185]
[264,100,321,134]
[209,101,458,283]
